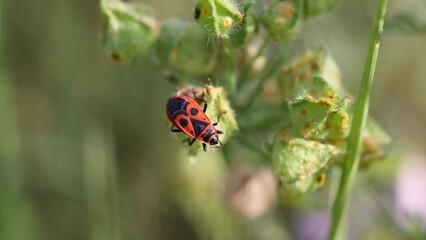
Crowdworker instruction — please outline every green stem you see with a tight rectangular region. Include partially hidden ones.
[223,38,237,94]
[328,1,388,239]
[238,41,288,115]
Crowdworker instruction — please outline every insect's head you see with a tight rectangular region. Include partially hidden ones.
[210,135,222,146]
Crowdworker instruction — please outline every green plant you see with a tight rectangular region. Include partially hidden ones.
[100,0,390,238]
[329,0,388,239]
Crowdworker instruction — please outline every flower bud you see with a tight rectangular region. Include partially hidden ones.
[101,0,159,61]
[260,0,302,39]
[194,0,244,38]
[155,19,216,75]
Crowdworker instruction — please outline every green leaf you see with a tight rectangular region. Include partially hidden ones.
[288,77,351,141]
[101,0,159,61]
[154,18,188,63]
[204,85,238,144]
[359,117,391,167]
[278,48,345,98]
[291,76,338,100]
[154,19,216,75]
[364,117,390,147]
[194,0,244,38]
[260,0,302,40]
[282,171,327,194]
[271,138,341,193]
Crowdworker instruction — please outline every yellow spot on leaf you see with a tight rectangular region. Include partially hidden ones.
[274,17,285,25]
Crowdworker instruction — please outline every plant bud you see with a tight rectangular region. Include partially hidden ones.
[260,0,302,39]
[194,0,244,38]
[101,0,159,61]
[155,19,216,75]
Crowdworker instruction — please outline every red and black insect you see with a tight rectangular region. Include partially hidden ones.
[166,93,223,151]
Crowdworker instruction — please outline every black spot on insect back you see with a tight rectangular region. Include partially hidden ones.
[180,119,188,127]
[191,119,208,136]
[190,107,199,116]
[194,8,200,20]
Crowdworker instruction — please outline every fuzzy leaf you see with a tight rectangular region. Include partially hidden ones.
[272,138,341,193]
[101,1,159,61]
[194,0,244,38]
[260,0,302,39]
[282,171,327,194]
[359,117,391,167]
[155,19,216,75]
[288,77,351,141]
[203,85,238,144]
[278,48,344,98]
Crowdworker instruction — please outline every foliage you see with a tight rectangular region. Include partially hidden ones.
[99,0,391,239]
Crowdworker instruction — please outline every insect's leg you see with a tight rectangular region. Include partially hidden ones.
[171,125,183,132]
[212,111,227,126]
[192,89,208,113]
[217,130,224,134]
[202,143,207,151]
[189,138,197,146]
[182,138,197,146]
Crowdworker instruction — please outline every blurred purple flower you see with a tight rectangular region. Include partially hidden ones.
[294,210,329,240]
[395,153,426,228]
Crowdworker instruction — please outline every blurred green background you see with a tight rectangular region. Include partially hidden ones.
[1,0,425,239]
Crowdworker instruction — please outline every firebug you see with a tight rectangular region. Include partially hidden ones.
[166,92,224,151]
